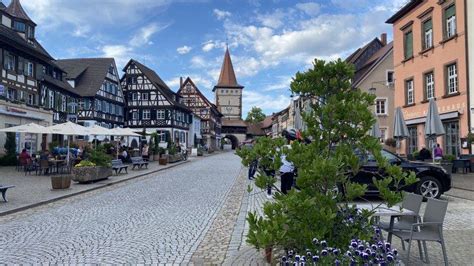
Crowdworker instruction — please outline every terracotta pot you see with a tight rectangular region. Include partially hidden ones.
[159,157,168,165]
[153,154,161,161]
[51,175,71,189]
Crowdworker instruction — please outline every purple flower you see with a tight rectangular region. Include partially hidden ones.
[393,249,398,256]
[362,252,369,260]
[370,251,376,257]
[387,255,394,262]
[350,259,357,266]
[321,240,327,247]
[371,244,377,250]
[335,259,341,266]
[281,256,287,262]
[312,255,319,262]
[328,247,334,253]
[333,249,339,256]
[321,249,328,256]
[306,251,312,257]
[358,245,365,251]
[301,255,306,262]
[312,238,319,245]
[346,251,352,257]
[295,255,300,262]
[354,250,360,256]
[385,243,391,250]
[351,241,358,248]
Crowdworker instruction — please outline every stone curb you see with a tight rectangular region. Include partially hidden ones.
[0,152,226,217]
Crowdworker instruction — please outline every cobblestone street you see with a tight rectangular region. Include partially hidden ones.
[0,152,242,264]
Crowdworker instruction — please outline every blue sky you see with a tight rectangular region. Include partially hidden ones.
[15,0,407,117]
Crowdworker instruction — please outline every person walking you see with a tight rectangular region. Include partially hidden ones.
[434,143,443,161]
[142,144,149,161]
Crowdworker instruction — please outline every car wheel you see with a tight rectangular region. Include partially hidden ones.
[417,176,442,199]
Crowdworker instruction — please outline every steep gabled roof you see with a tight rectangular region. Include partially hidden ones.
[345,38,383,65]
[353,42,393,87]
[56,58,115,97]
[261,115,274,129]
[42,74,78,96]
[6,0,36,25]
[0,2,6,10]
[178,77,214,106]
[213,47,243,91]
[0,23,53,61]
[123,59,190,110]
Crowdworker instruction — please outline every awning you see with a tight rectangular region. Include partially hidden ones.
[406,111,459,126]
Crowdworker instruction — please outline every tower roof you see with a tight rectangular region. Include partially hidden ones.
[6,0,35,25]
[213,47,243,91]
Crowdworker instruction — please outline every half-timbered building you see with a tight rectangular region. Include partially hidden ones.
[0,0,79,153]
[177,77,223,151]
[56,58,125,129]
[121,59,192,146]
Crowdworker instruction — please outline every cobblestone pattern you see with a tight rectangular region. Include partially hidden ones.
[0,152,241,264]
[190,167,246,264]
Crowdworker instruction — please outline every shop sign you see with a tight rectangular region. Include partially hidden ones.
[6,106,27,114]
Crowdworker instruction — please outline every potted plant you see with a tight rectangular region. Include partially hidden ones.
[197,147,204,156]
[440,154,455,175]
[158,147,168,165]
[51,174,72,189]
[71,149,112,183]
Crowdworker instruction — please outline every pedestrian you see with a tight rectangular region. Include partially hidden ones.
[418,146,432,161]
[434,143,443,161]
[279,128,297,194]
[142,144,149,161]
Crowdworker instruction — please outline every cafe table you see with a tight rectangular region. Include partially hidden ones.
[357,203,417,243]
[48,159,66,174]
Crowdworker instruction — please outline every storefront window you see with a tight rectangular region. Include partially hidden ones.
[444,121,459,157]
[407,126,418,155]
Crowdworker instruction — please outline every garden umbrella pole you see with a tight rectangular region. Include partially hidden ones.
[393,107,410,155]
[424,99,445,163]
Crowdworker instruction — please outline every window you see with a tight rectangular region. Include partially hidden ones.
[132,111,138,120]
[407,126,418,155]
[406,79,414,105]
[26,26,34,38]
[4,52,15,71]
[157,110,165,120]
[375,99,387,115]
[445,5,456,38]
[13,21,26,32]
[447,63,458,94]
[141,93,149,101]
[424,72,435,100]
[404,30,413,60]
[380,128,386,142]
[25,62,34,77]
[48,91,54,109]
[108,65,115,75]
[28,94,34,105]
[143,109,151,120]
[61,95,66,112]
[423,19,433,49]
[7,88,15,100]
[132,93,138,101]
[386,71,394,85]
[444,121,459,157]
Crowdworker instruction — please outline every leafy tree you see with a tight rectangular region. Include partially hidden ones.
[245,106,266,123]
[237,59,417,253]
[0,132,17,166]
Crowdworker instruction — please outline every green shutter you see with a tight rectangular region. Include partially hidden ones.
[404,31,413,59]
[445,5,455,19]
[423,19,432,32]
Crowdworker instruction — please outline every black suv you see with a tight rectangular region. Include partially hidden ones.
[352,149,451,199]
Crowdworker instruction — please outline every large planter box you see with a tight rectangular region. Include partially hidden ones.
[71,166,112,183]
[51,175,71,189]
[440,162,453,175]
[168,154,181,163]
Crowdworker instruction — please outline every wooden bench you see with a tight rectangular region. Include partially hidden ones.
[131,157,148,170]
[111,159,128,175]
[0,185,15,202]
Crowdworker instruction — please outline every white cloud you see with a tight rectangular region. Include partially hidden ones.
[130,23,168,47]
[256,10,286,29]
[202,41,216,52]
[177,45,192,54]
[243,90,290,115]
[295,2,321,16]
[101,45,132,69]
[263,76,292,91]
[213,9,231,20]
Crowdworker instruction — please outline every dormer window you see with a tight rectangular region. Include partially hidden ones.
[13,21,26,32]
[26,26,34,38]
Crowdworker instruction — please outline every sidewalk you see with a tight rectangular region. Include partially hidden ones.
[0,158,194,216]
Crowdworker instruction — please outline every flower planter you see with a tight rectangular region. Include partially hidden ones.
[159,154,168,165]
[168,154,181,163]
[71,166,112,183]
[51,175,71,189]
[153,154,161,161]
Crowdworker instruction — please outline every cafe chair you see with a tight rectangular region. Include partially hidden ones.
[379,192,423,249]
[36,159,50,175]
[392,198,449,266]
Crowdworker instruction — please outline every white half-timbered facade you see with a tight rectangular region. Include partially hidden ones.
[56,58,125,129]
[121,59,192,146]
[177,77,222,150]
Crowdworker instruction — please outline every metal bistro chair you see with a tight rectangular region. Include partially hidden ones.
[36,159,51,175]
[379,192,423,249]
[392,198,449,266]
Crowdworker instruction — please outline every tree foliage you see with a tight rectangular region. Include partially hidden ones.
[237,59,417,252]
[0,132,17,166]
[245,106,266,123]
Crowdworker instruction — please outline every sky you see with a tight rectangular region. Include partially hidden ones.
[12,0,408,117]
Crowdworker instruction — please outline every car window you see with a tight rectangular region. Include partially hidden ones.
[381,150,399,161]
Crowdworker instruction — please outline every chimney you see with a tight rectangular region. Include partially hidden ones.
[380,33,387,46]
[180,77,183,88]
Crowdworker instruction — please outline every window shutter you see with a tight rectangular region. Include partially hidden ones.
[424,19,432,32]
[445,5,455,19]
[404,31,413,59]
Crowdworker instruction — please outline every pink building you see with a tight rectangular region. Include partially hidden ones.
[387,0,468,157]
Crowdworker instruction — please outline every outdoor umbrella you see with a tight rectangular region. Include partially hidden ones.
[369,113,381,139]
[0,123,51,155]
[393,107,410,155]
[425,99,445,162]
[47,121,91,165]
[89,124,114,147]
[108,127,141,158]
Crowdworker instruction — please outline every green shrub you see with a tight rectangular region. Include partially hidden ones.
[443,154,456,162]
[0,132,17,166]
[89,149,112,167]
[74,160,96,167]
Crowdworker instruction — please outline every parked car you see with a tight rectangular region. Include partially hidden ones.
[350,149,451,199]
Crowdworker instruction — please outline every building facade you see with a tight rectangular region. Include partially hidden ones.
[467,0,474,144]
[177,77,222,150]
[348,35,395,144]
[0,0,79,154]
[387,0,468,156]
[121,59,192,146]
[213,48,247,148]
[57,58,125,130]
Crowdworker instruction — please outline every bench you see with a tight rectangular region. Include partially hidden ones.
[111,159,128,175]
[0,185,15,202]
[131,157,148,170]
